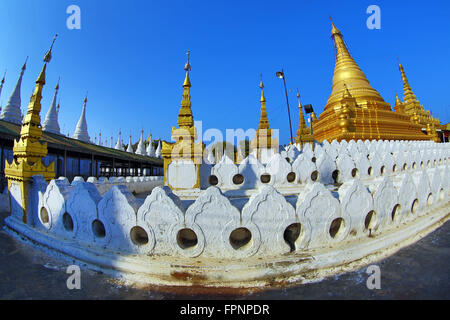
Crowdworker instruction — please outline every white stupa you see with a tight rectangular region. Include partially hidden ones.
[42,79,61,134]
[146,133,154,156]
[155,140,162,158]
[135,129,146,155]
[0,58,27,124]
[72,95,90,143]
[126,134,134,153]
[115,131,124,151]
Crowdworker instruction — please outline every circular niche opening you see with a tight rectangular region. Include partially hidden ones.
[364,210,377,230]
[92,219,106,238]
[229,228,252,250]
[311,157,317,163]
[391,204,401,222]
[40,207,49,225]
[329,218,345,239]
[177,228,198,249]
[351,168,359,178]
[287,172,296,183]
[332,170,340,183]
[380,166,386,175]
[62,213,74,232]
[284,223,302,252]
[209,175,218,186]
[285,157,291,163]
[411,199,419,214]
[368,167,373,176]
[427,193,433,206]
[311,170,319,182]
[130,226,149,246]
[260,174,271,184]
[232,174,244,185]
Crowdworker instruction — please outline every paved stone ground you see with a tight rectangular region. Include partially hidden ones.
[0,208,449,300]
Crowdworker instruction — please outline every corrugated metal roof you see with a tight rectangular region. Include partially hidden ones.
[0,120,163,165]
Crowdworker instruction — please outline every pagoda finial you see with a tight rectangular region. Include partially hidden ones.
[22,57,28,71]
[329,16,341,36]
[259,73,266,103]
[0,70,5,101]
[44,34,58,63]
[185,50,191,71]
[178,51,194,128]
[257,74,269,130]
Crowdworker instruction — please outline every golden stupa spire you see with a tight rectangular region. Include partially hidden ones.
[251,74,276,157]
[177,50,194,128]
[258,74,270,130]
[398,61,418,104]
[296,89,308,132]
[395,93,401,105]
[326,18,385,107]
[294,88,315,147]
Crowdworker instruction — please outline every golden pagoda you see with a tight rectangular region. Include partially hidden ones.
[312,18,430,142]
[161,51,204,189]
[395,62,441,142]
[250,75,278,160]
[294,90,314,147]
[5,36,57,223]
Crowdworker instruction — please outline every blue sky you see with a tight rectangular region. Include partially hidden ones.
[0,0,449,145]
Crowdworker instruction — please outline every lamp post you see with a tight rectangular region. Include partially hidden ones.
[276,69,294,145]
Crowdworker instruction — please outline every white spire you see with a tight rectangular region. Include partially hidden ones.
[42,79,61,134]
[147,143,155,157]
[115,131,124,151]
[146,133,155,157]
[136,129,146,155]
[0,58,27,124]
[155,140,162,158]
[72,95,90,142]
[110,136,113,148]
[126,134,134,153]
[98,132,102,146]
